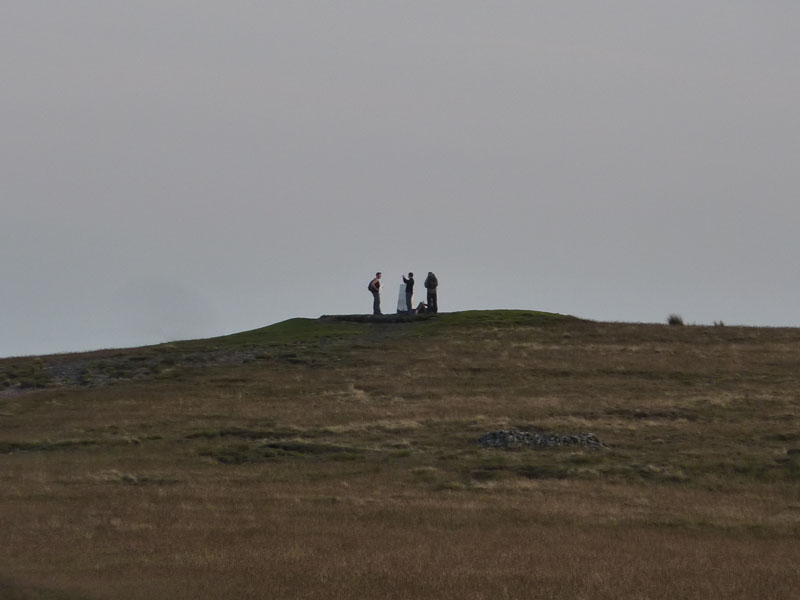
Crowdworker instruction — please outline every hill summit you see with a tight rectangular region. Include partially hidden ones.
[2,310,800,598]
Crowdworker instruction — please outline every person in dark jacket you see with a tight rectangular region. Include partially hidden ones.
[369,272,382,315]
[402,272,415,313]
[424,272,438,313]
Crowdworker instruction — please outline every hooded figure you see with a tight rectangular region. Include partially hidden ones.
[424,272,438,313]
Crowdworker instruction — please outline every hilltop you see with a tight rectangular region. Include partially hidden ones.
[0,310,576,393]
[2,310,800,599]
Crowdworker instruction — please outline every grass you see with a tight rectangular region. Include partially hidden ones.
[204,317,365,346]
[2,310,800,598]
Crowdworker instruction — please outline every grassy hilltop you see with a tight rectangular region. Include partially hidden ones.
[1,310,800,599]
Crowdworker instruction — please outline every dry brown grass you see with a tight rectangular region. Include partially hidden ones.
[2,312,800,598]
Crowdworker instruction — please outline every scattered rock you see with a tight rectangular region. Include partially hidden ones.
[319,314,436,324]
[477,429,608,450]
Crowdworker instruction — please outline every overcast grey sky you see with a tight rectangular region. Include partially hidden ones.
[2,1,799,357]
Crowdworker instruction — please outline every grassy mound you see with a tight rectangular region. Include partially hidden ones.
[2,311,800,599]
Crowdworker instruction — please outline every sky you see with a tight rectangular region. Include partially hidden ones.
[2,1,799,357]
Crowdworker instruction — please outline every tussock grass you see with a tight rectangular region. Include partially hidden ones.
[2,312,800,598]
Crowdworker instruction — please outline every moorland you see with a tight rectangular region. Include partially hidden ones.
[1,310,799,599]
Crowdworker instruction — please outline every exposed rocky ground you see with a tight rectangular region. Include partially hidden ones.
[319,313,437,324]
[0,348,268,395]
[478,429,608,450]
[1,314,437,396]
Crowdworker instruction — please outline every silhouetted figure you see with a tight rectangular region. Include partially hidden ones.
[424,272,438,313]
[402,272,415,313]
[368,272,382,315]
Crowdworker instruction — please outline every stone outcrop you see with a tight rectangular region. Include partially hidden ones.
[477,429,607,450]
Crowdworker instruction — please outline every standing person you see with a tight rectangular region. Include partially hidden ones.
[368,272,382,315]
[402,272,415,314]
[424,271,438,313]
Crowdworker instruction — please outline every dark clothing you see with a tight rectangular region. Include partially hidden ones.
[402,275,415,313]
[402,276,414,294]
[426,288,437,313]
[424,273,438,313]
[372,290,381,315]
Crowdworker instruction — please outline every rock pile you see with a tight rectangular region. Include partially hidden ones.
[477,430,607,450]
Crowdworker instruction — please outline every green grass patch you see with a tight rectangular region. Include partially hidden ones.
[205,318,365,347]
[199,440,367,464]
[185,427,293,441]
[0,578,84,600]
[0,439,102,454]
[422,309,579,330]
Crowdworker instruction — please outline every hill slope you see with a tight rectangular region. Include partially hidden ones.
[1,310,800,599]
